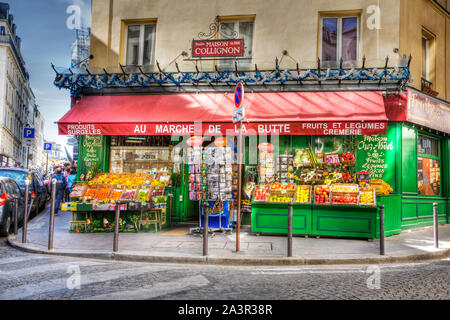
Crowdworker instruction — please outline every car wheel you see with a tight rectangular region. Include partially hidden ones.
[0,215,11,236]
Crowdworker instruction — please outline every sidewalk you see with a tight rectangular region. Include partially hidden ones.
[8,207,450,266]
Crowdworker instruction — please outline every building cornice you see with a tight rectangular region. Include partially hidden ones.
[429,0,449,17]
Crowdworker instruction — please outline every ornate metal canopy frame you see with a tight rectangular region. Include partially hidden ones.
[197,16,239,40]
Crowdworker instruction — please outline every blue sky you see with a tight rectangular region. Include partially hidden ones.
[7,0,91,149]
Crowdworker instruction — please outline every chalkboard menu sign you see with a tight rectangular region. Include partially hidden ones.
[79,135,105,176]
[356,126,396,191]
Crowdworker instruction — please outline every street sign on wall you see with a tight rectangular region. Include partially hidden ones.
[407,88,450,134]
[192,39,244,58]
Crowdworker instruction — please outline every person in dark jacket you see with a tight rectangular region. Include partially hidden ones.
[50,167,67,215]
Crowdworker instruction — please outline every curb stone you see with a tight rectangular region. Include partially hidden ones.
[7,235,450,266]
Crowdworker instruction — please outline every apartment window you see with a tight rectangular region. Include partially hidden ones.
[417,135,440,196]
[320,16,359,67]
[217,19,254,70]
[421,29,435,90]
[125,23,156,68]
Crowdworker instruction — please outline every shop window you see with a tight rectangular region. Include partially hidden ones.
[313,136,356,154]
[125,23,156,69]
[417,135,440,196]
[417,135,438,156]
[110,147,172,173]
[110,136,172,174]
[320,16,359,68]
[217,19,254,70]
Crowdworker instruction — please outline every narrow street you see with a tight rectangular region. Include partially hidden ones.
[1,238,448,300]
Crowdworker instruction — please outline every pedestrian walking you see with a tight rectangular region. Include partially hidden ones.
[50,167,67,215]
[63,167,71,201]
[66,167,77,200]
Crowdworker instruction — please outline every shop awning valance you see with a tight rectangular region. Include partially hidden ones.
[58,91,388,136]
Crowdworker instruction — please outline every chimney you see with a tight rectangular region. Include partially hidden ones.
[0,2,9,20]
[7,13,13,28]
[15,35,21,50]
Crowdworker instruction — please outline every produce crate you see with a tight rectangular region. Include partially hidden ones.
[252,185,270,202]
[108,186,125,201]
[295,185,312,204]
[135,187,151,202]
[331,184,359,193]
[69,183,88,198]
[120,186,139,201]
[313,185,331,205]
[330,191,359,206]
[82,186,99,201]
[358,188,377,207]
[93,185,112,200]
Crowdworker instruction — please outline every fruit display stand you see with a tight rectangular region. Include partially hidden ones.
[61,172,172,233]
[252,182,379,239]
[312,184,377,238]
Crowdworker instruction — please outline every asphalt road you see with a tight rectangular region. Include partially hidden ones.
[0,237,449,300]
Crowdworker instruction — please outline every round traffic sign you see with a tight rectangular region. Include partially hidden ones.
[234,82,244,109]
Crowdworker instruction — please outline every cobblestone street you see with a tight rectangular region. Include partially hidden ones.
[1,238,449,300]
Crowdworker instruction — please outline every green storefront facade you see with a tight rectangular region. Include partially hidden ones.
[71,87,449,239]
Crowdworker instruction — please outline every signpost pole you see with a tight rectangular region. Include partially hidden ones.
[46,152,49,176]
[26,146,29,169]
[233,81,244,253]
[48,179,57,251]
[236,119,243,253]
[22,180,29,243]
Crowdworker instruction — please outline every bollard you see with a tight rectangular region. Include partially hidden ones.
[203,202,209,256]
[48,179,57,251]
[288,202,293,257]
[113,202,121,252]
[433,203,439,248]
[380,205,385,256]
[13,197,19,235]
[22,180,30,243]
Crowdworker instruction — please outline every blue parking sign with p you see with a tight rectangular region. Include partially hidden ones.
[24,128,35,139]
[44,143,52,151]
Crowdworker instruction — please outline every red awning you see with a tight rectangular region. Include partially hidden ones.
[58,91,388,136]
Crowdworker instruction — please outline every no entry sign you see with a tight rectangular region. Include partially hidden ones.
[234,82,244,109]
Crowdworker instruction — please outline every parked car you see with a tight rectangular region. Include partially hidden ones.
[0,169,48,216]
[0,177,25,236]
